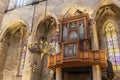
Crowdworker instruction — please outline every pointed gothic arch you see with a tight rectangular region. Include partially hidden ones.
[29,15,57,80]
[95,3,120,79]
[92,0,120,20]
[0,21,27,80]
[32,13,59,35]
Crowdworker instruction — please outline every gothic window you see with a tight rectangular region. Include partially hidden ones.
[16,0,26,8]
[105,22,120,71]
[18,40,27,76]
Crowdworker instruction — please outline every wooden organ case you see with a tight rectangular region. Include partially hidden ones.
[47,12,107,70]
[60,13,91,59]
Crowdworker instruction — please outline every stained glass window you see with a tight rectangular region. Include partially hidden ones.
[18,40,27,76]
[105,22,120,71]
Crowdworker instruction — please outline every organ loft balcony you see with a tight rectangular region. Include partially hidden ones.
[47,12,108,70]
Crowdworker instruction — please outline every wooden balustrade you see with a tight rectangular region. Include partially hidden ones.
[47,50,108,70]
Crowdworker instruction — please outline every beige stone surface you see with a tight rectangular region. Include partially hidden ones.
[0,0,120,80]
[92,65,101,80]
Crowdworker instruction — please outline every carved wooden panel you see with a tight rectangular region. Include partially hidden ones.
[59,13,91,58]
[64,43,77,57]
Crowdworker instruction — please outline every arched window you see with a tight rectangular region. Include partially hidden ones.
[18,40,27,76]
[105,22,120,72]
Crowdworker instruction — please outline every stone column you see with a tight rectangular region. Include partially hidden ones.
[92,20,101,80]
[56,68,62,80]
[22,35,34,80]
[92,65,101,80]
[0,40,8,80]
[92,20,99,50]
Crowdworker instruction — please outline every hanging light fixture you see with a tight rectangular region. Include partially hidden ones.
[28,0,57,57]
[37,16,57,57]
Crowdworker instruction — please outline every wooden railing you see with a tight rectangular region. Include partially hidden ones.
[47,50,108,70]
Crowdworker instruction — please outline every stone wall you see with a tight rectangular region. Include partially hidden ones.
[0,0,9,28]
[0,40,8,80]
[3,32,21,80]
[1,0,120,80]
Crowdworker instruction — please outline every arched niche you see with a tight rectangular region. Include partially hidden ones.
[95,3,120,55]
[0,21,27,80]
[36,15,57,40]
[30,15,57,80]
[95,3,120,79]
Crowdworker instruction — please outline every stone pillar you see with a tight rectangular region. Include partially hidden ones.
[92,65,101,80]
[22,35,34,80]
[0,40,8,80]
[92,20,101,80]
[92,20,99,50]
[56,68,62,80]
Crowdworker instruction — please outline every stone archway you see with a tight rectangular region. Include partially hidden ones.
[95,3,120,80]
[0,21,27,80]
[30,15,57,80]
[92,0,120,20]
[95,3,120,55]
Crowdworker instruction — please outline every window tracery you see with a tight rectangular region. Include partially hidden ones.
[105,22,120,71]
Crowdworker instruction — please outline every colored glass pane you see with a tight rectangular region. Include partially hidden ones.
[105,22,120,71]
[109,50,113,53]
[18,40,27,76]
[105,23,120,71]
[114,45,118,48]
[109,52,113,56]
[118,66,120,70]
[114,49,119,52]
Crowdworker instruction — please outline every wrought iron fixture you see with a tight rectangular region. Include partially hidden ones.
[5,0,47,13]
[28,0,57,57]
[28,33,56,58]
